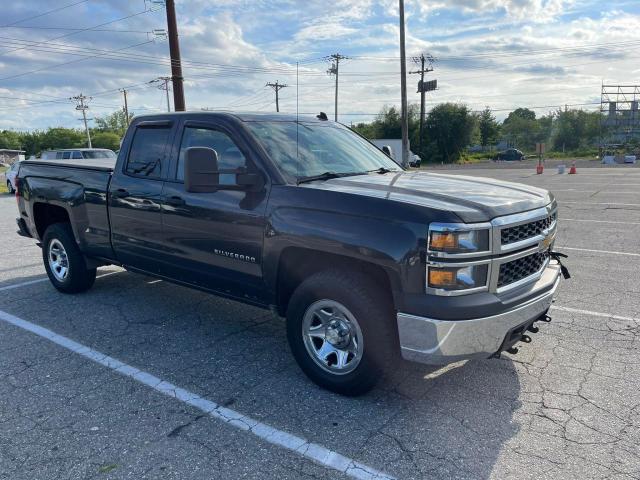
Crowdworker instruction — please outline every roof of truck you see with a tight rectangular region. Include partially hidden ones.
[133,111,331,123]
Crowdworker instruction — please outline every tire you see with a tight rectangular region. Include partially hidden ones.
[286,269,397,396]
[42,223,96,294]
[6,180,14,194]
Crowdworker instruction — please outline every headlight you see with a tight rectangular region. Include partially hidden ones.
[428,227,490,254]
[427,264,488,291]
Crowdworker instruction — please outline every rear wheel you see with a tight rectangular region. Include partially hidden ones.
[286,269,397,395]
[42,223,96,293]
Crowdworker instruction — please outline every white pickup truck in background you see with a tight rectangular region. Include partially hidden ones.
[370,139,421,167]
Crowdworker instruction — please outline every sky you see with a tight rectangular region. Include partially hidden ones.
[0,0,639,131]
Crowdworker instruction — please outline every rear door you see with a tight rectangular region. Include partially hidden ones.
[159,118,269,302]
[109,120,176,273]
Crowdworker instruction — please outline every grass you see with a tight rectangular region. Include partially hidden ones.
[0,166,8,194]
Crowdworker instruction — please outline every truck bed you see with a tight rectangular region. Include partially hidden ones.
[18,158,115,260]
[23,157,116,172]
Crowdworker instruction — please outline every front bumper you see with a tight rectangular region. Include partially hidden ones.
[397,263,561,365]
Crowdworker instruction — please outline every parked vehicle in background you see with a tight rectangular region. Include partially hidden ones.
[40,148,116,160]
[5,161,20,193]
[370,139,421,167]
[495,148,525,161]
[15,112,565,395]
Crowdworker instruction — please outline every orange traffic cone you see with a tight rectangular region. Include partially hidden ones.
[568,161,577,174]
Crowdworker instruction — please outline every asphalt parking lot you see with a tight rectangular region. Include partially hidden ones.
[1,164,639,480]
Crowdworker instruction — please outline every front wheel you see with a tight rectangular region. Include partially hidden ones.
[42,223,96,294]
[286,269,397,395]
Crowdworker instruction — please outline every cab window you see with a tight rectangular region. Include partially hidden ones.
[125,125,171,178]
[176,126,246,182]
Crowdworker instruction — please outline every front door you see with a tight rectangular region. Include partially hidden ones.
[109,120,174,273]
[160,119,269,303]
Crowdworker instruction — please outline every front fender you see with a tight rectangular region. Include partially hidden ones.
[263,205,426,299]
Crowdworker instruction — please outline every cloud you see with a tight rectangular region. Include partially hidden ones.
[414,0,575,22]
[0,0,638,129]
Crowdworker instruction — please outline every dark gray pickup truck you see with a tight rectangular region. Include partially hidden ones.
[15,112,566,395]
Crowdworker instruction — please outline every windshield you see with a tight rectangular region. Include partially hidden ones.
[82,150,116,159]
[246,121,401,180]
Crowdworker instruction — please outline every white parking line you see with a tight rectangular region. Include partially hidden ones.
[560,201,640,207]
[560,218,640,225]
[552,306,639,323]
[551,190,640,194]
[0,309,394,480]
[558,246,640,257]
[0,277,49,292]
[0,270,122,292]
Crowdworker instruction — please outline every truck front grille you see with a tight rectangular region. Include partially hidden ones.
[498,251,548,288]
[501,212,556,245]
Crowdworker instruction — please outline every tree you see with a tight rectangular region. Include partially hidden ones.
[91,131,121,151]
[352,104,422,153]
[552,109,600,151]
[0,130,22,150]
[502,108,538,150]
[424,103,476,163]
[478,107,500,147]
[505,108,536,122]
[40,128,84,151]
[94,110,132,137]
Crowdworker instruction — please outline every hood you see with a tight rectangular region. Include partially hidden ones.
[302,171,554,223]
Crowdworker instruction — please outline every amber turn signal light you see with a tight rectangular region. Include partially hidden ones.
[428,268,456,287]
[430,232,458,250]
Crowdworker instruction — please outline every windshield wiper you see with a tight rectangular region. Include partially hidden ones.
[296,171,365,185]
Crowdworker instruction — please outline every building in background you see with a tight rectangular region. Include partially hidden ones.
[600,85,640,147]
[0,149,25,165]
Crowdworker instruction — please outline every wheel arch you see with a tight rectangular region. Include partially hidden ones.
[33,202,72,240]
[275,246,401,317]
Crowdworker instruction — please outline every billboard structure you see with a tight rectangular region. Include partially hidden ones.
[600,84,640,148]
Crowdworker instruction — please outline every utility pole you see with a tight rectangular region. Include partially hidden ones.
[150,77,172,112]
[327,53,347,122]
[266,81,288,112]
[410,53,434,156]
[165,0,185,111]
[70,93,92,148]
[119,88,129,124]
[398,0,409,168]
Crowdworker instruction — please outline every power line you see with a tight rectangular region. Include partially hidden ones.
[0,39,155,82]
[0,6,160,58]
[1,0,90,28]
[0,25,150,34]
[149,77,172,112]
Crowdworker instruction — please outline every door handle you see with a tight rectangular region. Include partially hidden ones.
[111,188,129,198]
[165,196,185,206]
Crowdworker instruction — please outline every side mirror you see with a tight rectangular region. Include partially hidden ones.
[236,168,264,190]
[184,147,219,193]
[381,145,393,158]
[184,147,265,193]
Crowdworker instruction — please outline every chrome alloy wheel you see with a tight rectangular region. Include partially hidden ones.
[302,300,364,375]
[48,239,69,281]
